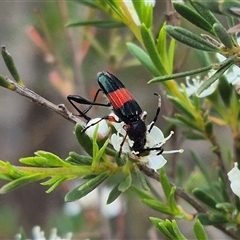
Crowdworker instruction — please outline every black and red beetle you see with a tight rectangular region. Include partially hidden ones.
[67,71,162,156]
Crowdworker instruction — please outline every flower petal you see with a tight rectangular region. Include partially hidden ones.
[147,153,167,171]
[228,163,240,197]
[85,118,110,139]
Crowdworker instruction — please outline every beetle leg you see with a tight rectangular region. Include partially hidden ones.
[148,93,161,132]
[67,94,110,121]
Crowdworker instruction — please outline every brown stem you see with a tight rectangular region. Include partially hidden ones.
[138,163,207,213]
[138,163,238,239]
[209,134,235,205]
[6,78,85,126]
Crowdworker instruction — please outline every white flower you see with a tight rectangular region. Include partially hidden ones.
[184,53,240,97]
[85,118,110,139]
[123,0,155,26]
[216,53,240,94]
[228,162,240,197]
[184,71,218,98]
[110,122,183,171]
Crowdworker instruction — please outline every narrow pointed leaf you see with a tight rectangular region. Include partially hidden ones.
[142,199,173,215]
[1,46,24,86]
[165,26,220,52]
[192,188,218,210]
[183,131,205,140]
[0,174,43,194]
[156,24,168,66]
[173,2,213,33]
[160,168,172,198]
[75,124,93,156]
[172,221,188,240]
[66,20,124,28]
[66,152,93,165]
[168,187,180,213]
[148,65,212,83]
[0,75,15,89]
[218,76,232,107]
[20,151,70,167]
[65,171,109,202]
[118,174,132,192]
[107,183,122,204]
[193,220,208,240]
[141,24,167,75]
[197,60,235,95]
[134,167,150,191]
[127,43,160,76]
[188,1,220,25]
[167,96,196,120]
[213,23,233,49]
[131,184,155,200]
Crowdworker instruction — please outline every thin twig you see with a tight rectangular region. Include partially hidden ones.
[7,78,84,126]
[138,163,207,213]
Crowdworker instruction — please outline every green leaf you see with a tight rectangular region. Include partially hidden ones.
[1,46,24,86]
[168,187,181,214]
[193,220,208,240]
[0,75,15,90]
[192,188,218,210]
[173,2,213,34]
[41,176,67,193]
[92,125,109,170]
[65,171,109,202]
[134,167,150,191]
[148,65,212,83]
[66,20,124,28]
[188,0,220,25]
[183,131,205,140]
[118,174,132,192]
[216,202,236,213]
[107,183,122,204]
[156,24,169,72]
[150,218,187,240]
[0,174,43,194]
[150,218,174,239]
[165,116,191,128]
[197,59,235,95]
[167,96,196,120]
[66,151,93,166]
[173,114,201,131]
[20,151,70,167]
[160,168,172,198]
[165,26,220,52]
[142,199,173,215]
[141,24,167,75]
[171,220,188,240]
[75,123,93,156]
[131,185,155,200]
[197,213,228,225]
[127,43,160,76]
[213,23,233,49]
[210,213,228,223]
[218,75,232,107]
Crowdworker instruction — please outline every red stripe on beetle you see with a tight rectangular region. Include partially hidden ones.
[107,88,134,109]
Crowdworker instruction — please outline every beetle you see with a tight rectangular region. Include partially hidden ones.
[67,71,162,156]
